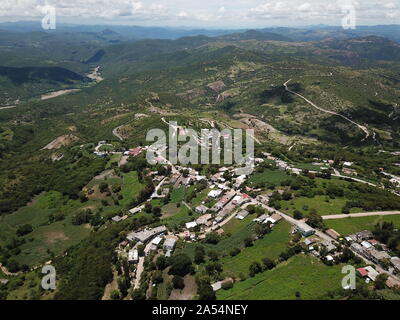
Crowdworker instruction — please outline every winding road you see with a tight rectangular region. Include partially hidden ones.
[112,126,124,141]
[284,79,370,141]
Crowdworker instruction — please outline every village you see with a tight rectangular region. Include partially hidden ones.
[91,138,400,295]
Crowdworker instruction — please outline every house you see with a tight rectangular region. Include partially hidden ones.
[196,214,212,225]
[343,161,354,167]
[296,222,315,237]
[236,210,249,220]
[152,236,163,247]
[357,268,369,278]
[264,214,282,225]
[129,206,143,215]
[361,241,373,249]
[185,221,198,229]
[326,255,334,262]
[256,194,270,205]
[350,243,364,255]
[321,241,336,253]
[276,160,288,171]
[364,266,379,282]
[367,248,391,263]
[127,226,167,243]
[368,239,379,246]
[195,205,209,214]
[311,250,320,257]
[343,168,358,176]
[270,214,282,223]
[220,191,236,205]
[355,230,374,241]
[208,189,223,198]
[163,238,177,251]
[129,147,143,157]
[390,257,400,272]
[254,214,269,223]
[128,249,139,264]
[112,215,124,223]
[326,229,341,240]
[345,236,353,242]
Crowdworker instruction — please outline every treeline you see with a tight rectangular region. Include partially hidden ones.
[0,153,106,215]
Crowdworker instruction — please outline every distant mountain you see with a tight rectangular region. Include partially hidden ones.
[218,30,292,42]
[315,36,400,62]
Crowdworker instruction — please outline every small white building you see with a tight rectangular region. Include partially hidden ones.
[164,238,177,251]
[128,249,139,264]
[236,210,249,220]
[185,221,198,229]
[208,189,223,198]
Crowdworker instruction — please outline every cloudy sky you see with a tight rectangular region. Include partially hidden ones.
[0,0,399,28]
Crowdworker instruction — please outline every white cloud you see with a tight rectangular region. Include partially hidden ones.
[0,0,399,27]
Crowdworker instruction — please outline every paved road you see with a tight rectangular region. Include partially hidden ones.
[322,211,400,220]
[284,79,370,141]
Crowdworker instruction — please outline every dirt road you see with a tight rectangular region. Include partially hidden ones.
[284,79,370,141]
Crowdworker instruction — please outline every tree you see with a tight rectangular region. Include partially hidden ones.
[208,250,219,262]
[205,232,219,245]
[155,255,167,270]
[244,237,253,247]
[110,290,121,300]
[222,281,234,290]
[196,278,216,300]
[293,210,303,220]
[16,224,33,237]
[172,275,185,290]
[374,273,388,290]
[194,246,206,264]
[169,254,193,277]
[118,277,129,297]
[262,257,276,270]
[152,270,163,284]
[99,182,109,193]
[249,261,262,277]
[230,247,241,257]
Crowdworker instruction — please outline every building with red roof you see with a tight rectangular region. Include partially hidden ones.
[357,268,368,278]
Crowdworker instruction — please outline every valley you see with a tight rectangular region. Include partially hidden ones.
[0,22,400,302]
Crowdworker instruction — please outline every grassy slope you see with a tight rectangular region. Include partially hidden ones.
[217,254,344,300]
[325,215,400,236]
[221,221,291,277]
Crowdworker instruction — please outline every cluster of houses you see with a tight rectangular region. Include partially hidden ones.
[125,225,178,263]
[346,230,399,269]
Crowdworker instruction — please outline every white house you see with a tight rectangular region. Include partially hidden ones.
[185,221,198,229]
[128,249,139,264]
[163,238,177,251]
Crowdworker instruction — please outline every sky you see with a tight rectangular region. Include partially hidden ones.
[0,0,399,28]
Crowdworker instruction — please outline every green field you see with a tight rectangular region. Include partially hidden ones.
[119,171,145,208]
[0,191,91,266]
[221,221,291,278]
[217,254,344,300]
[280,195,348,216]
[325,214,400,236]
[222,214,256,235]
[249,169,292,185]
[170,187,186,203]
